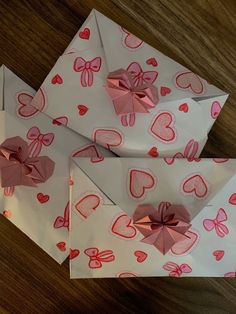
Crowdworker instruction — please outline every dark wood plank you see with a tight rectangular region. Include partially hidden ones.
[0,1,236,313]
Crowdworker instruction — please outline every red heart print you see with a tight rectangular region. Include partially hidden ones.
[150,112,176,143]
[160,86,171,96]
[111,214,137,239]
[146,58,158,67]
[79,28,90,40]
[171,230,199,255]
[182,174,208,198]
[134,250,148,263]
[56,241,66,252]
[211,101,222,119]
[77,104,89,116]
[129,169,156,199]
[178,103,189,113]
[37,193,50,203]
[175,71,204,95]
[229,193,236,205]
[93,129,123,150]
[51,74,63,85]
[213,250,224,261]
[52,116,68,126]
[148,147,159,157]
[3,210,12,218]
[69,249,80,260]
[75,194,100,219]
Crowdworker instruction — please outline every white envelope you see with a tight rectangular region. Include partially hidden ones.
[31,9,229,157]
[0,65,114,263]
[69,158,236,278]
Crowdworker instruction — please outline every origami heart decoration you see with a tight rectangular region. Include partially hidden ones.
[75,194,100,219]
[111,214,137,239]
[129,169,156,199]
[150,112,176,143]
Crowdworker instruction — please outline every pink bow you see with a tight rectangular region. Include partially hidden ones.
[0,136,55,187]
[163,262,192,277]
[106,69,158,127]
[73,57,102,87]
[27,126,54,157]
[164,139,201,165]
[203,208,229,237]
[127,62,158,87]
[133,202,191,254]
[53,202,69,229]
[84,248,115,269]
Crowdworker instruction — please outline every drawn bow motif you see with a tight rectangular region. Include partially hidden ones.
[53,202,70,229]
[84,248,115,269]
[203,208,229,237]
[127,62,158,87]
[163,261,192,277]
[27,126,54,157]
[73,57,102,87]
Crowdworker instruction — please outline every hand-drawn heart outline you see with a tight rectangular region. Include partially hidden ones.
[149,111,176,143]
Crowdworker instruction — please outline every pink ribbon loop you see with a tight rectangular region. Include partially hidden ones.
[105,69,158,116]
[133,203,191,254]
[0,136,55,187]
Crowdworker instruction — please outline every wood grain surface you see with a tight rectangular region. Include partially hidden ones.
[0,0,236,313]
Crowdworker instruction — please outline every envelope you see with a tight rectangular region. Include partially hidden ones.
[31,9,229,157]
[0,65,114,263]
[69,158,236,278]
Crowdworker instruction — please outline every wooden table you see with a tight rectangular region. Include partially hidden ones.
[0,1,236,313]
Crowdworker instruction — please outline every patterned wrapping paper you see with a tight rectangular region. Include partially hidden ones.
[69,158,236,278]
[0,65,114,263]
[31,9,228,158]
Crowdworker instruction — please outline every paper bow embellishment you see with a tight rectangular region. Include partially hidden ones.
[0,136,55,187]
[105,69,158,127]
[133,202,191,254]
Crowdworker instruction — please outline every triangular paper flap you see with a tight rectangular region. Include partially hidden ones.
[93,10,226,103]
[72,158,236,219]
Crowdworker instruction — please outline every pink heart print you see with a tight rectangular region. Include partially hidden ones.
[93,129,123,150]
[224,272,236,277]
[129,169,156,199]
[175,71,205,95]
[171,229,200,255]
[134,250,148,263]
[121,27,144,49]
[27,126,54,157]
[213,250,225,261]
[160,86,171,97]
[54,202,69,229]
[150,111,176,143]
[126,62,158,87]
[73,57,102,87]
[203,208,229,238]
[111,214,137,239]
[16,89,46,118]
[118,272,138,278]
[75,194,100,219]
[72,144,104,163]
[182,173,209,198]
[211,101,222,119]
[163,261,192,277]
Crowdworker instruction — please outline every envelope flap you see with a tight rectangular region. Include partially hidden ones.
[94,10,226,103]
[72,158,236,220]
[0,65,5,110]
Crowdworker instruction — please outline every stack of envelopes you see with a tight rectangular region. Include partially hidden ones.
[1,9,235,278]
